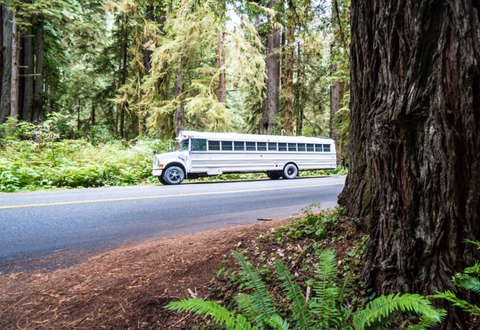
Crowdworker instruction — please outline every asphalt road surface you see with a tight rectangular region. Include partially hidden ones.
[0,176,345,273]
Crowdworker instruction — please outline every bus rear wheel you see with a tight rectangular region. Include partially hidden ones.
[162,166,185,185]
[282,163,298,179]
[267,171,282,180]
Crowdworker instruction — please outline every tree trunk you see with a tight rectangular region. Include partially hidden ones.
[22,26,34,122]
[216,28,226,103]
[10,8,19,120]
[174,69,184,137]
[120,17,128,139]
[0,4,3,123]
[0,5,12,124]
[216,0,226,103]
[261,0,281,135]
[339,0,480,327]
[284,18,294,136]
[329,64,339,142]
[33,19,44,121]
[91,104,95,127]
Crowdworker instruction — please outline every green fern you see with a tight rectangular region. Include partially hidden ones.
[353,293,445,330]
[273,260,312,330]
[266,314,291,330]
[431,290,480,316]
[233,251,277,327]
[165,298,257,330]
[309,249,342,327]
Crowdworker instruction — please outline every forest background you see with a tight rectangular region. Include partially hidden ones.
[0,0,350,192]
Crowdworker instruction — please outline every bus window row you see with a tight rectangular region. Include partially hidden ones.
[192,139,331,153]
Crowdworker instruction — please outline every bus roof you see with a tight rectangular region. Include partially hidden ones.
[178,130,335,144]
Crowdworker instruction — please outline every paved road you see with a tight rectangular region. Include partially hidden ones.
[0,176,345,272]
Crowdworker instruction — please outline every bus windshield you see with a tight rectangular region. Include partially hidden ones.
[179,139,190,151]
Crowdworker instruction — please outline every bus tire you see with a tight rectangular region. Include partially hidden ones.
[283,163,298,179]
[162,166,185,185]
[267,171,282,180]
[158,176,168,185]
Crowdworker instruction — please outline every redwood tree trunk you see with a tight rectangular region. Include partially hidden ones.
[10,9,20,120]
[0,5,12,123]
[339,0,480,326]
[329,64,339,142]
[33,19,44,121]
[261,0,281,135]
[174,69,184,137]
[22,26,34,122]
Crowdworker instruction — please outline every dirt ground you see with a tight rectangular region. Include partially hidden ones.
[0,215,308,330]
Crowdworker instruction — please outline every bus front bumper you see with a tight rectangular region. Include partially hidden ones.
[151,169,163,176]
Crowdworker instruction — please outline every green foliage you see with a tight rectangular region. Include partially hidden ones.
[166,298,257,330]
[0,138,167,192]
[167,248,352,330]
[430,240,480,317]
[353,293,445,330]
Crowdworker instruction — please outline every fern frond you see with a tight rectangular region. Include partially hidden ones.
[408,311,447,330]
[310,249,340,325]
[274,260,312,330]
[234,251,277,326]
[464,239,480,250]
[453,273,480,294]
[464,262,480,276]
[354,293,445,330]
[266,314,290,330]
[235,294,259,322]
[166,298,237,328]
[431,291,480,316]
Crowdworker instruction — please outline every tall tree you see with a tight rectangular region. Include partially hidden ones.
[1,4,12,123]
[261,0,281,134]
[339,0,480,326]
[32,18,44,120]
[10,5,19,120]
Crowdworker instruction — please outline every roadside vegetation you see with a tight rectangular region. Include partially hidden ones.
[166,207,480,329]
[0,118,346,192]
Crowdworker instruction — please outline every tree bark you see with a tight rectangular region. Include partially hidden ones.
[339,0,480,326]
[261,0,281,135]
[10,8,20,120]
[174,69,184,137]
[33,19,44,121]
[91,104,95,127]
[22,26,34,122]
[216,0,226,103]
[0,5,12,124]
[0,4,3,123]
[329,64,339,142]
[284,15,294,136]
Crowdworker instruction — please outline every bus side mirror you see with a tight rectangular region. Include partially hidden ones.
[153,150,157,154]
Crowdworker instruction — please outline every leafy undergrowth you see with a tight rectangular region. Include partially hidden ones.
[0,139,167,192]
[169,206,372,329]
[0,137,347,192]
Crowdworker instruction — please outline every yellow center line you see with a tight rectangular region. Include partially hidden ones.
[0,183,344,210]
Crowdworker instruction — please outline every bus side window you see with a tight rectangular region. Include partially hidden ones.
[234,141,245,151]
[279,143,287,152]
[298,144,306,152]
[257,142,267,151]
[193,139,207,151]
[288,143,297,152]
[222,141,233,151]
[246,142,256,151]
[268,142,277,151]
[315,144,323,152]
[323,144,331,152]
[208,141,220,151]
[307,144,314,152]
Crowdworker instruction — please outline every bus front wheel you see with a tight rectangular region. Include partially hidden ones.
[267,171,282,180]
[283,164,298,179]
[162,166,185,185]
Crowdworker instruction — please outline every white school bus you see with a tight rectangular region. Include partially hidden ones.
[151,130,336,185]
